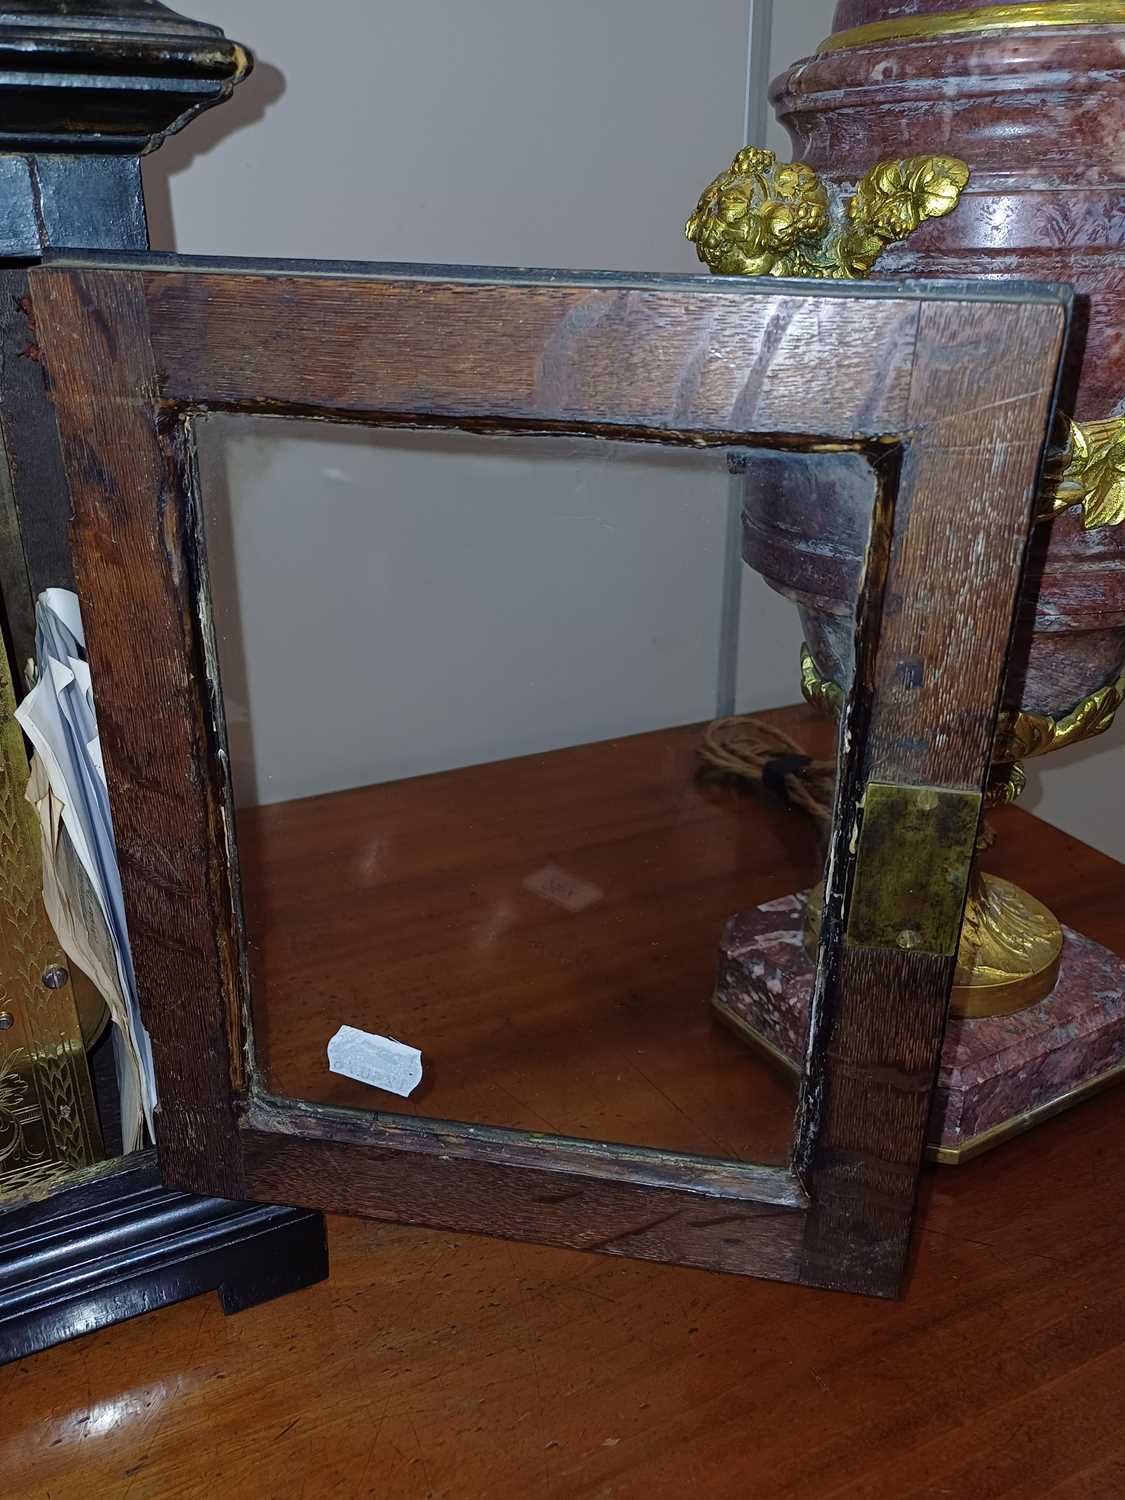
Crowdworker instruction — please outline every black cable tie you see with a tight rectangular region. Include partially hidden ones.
[761,753,814,802]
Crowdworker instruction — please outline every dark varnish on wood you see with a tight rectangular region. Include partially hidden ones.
[29,267,247,1199]
[242,1125,806,1283]
[874,300,1064,790]
[797,297,1066,1295]
[144,271,920,440]
[0,268,73,667]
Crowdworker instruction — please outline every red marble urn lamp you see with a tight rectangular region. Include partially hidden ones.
[686,0,1125,1162]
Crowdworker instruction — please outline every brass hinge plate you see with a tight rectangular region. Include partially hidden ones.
[845,782,982,957]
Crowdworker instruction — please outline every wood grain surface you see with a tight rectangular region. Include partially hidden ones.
[871,298,1065,793]
[27,261,1068,1294]
[5,711,1125,1499]
[796,294,1066,1295]
[240,1127,806,1282]
[142,269,920,440]
[26,267,247,1199]
[0,267,69,669]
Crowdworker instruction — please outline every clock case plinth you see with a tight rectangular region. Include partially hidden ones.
[0,1,328,1368]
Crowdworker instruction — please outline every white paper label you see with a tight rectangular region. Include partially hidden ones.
[327,1025,423,1098]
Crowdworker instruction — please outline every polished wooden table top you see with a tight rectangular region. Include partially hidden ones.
[8,708,1125,1499]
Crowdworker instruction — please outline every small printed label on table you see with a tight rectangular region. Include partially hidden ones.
[327,1025,423,1097]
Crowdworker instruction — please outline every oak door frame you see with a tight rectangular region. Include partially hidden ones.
[27,256,1069,1297]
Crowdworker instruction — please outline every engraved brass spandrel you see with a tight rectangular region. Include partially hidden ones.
[845,783,982,958]
[685,147,969,281]
[0,631,103,1199]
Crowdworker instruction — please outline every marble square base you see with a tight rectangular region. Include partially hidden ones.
[714,891,1125,1163]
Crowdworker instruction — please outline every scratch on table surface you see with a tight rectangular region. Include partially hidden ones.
[626,1058,736,1162]
[489,1076,558,1134]
[918,1219,1067,1269]
[504,1236,552,1492]
[352,1412,391,1496]
[408,1414,436,1496]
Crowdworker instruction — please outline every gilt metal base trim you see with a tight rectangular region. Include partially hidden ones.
[716,997,1125,1165]
[798,642,1100,1016]
[954,872,1063,1016]
[805,867,1062,1018]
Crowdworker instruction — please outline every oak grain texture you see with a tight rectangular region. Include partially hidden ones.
[240,1126,805,1283]
[796,296,1066,1294]
[873,299,1065,791]
[143,269,921,439]
[28,267,246,1198]
[244,1098,803,1207]
[5,746,1125,1500]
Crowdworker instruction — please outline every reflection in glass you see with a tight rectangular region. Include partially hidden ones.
[197,419,852,1166]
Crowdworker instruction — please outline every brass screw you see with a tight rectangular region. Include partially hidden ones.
[42,965,69,990]
[897,929,922,951]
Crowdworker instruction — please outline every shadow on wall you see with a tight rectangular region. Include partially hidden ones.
[143,60,287,252]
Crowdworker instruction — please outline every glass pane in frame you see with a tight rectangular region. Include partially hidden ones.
[196,417,866,1168]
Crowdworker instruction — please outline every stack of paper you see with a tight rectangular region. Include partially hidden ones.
[16,589,156,1152]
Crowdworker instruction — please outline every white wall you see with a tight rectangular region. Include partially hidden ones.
[145,0,753,274]
[143,0,813,807]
